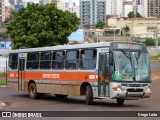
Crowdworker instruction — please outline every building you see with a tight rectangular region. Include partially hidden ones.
[148,0,160,18]
[39,0,50,5]
[0,40,11,73]
[0,0,5,22]
[64,1,79,18]
[133,0,148,18]
[108,18,160,38]
[50,0,64,10]
[136,0,148,18]
[8,0,23,5]
[123,1,133,17]
[106,0,123,18]
[50,0,57,5]
[0,41,11,49]
[68,29,84,42]
[80,0,106,26]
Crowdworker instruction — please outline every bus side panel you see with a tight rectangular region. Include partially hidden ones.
[7,70,19,91]
[8,80,18,91]
[34,80,81,96]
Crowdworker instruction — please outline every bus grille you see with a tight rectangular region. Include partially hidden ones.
[121,84,148,87]
[127,88,143,92]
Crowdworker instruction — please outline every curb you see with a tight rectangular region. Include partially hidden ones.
[0,85,7,88]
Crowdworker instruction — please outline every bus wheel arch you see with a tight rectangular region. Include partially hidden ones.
[28,80,35,91]
[80,82,93,105]
[28,80,37,99]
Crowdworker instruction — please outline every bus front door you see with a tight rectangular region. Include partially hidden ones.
[18,58,25,91]
[98,53,109,97]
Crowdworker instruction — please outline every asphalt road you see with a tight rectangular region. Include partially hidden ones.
[0,61,160,120]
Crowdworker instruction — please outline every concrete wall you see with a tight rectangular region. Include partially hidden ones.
[148,47,160,56]
[0,56,6,73]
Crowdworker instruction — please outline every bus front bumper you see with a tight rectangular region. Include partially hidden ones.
[110,88,151,99]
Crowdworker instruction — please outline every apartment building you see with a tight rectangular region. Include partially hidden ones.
[64,2,79,18]
[148,0,160,17]
[50,0,57,4]
[123,1,133,17]
[80,0,106,25]
[39,0,50,5]
[106,0,123,17]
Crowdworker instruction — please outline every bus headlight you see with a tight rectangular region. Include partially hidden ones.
[117,88,121,91]
[113,87,117,91]
[113,87,123,92]
[146,88,151,92]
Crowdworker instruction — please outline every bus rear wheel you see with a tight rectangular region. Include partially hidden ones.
[85,85,93,105]
[29,83,40,99]
[117,98,125,105]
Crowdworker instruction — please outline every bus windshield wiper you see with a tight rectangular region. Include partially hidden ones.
[134,51,141,65]
[121,50,132,63]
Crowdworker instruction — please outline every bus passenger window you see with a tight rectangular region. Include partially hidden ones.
[65,50,79,69]
[40,52,51,69]
[9,54,18,70]
[80,49,97,70]
[27,52,39,70]
[52,51,64,69]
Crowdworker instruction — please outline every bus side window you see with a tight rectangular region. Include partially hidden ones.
[52,51,64,69]
[40,51,51,69]
[27,52,39,70]
[80,49,97,70]
[9,54,18,70]
[65,50,79,69]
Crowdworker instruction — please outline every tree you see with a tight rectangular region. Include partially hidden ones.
[122,25,130,36]
[96,20,106,29]
[6,3,79,49]
[128,11,142,18]
[144,38,155,46]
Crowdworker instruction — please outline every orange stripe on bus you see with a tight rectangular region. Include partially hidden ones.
[7,71,98,81]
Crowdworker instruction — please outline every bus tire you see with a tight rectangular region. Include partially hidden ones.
[29,83,39,99]
[86,85,93,105]
[117,98,125,105]
[55,94,68,99]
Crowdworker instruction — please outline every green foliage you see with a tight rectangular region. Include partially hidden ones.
[0,80,6,86]
[158,37,160,45]
[122,25,130,35]
[128,11,143,18]
[0,32,9,39]
[71,41,79,44]
[6,3,79,49]
[96,20,106,29]
[143,38,155,46]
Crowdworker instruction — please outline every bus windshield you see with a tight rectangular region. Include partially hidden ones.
[113,51,150,82]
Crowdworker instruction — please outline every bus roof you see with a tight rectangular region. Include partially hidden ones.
[0,42,146,55]
[6,42,111,54]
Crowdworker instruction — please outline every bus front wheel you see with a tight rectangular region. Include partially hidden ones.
[85,85,93,105]
[117,98,125,105]
[29,83,39,99]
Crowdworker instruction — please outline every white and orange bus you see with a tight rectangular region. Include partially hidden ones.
[7,42,151,105]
